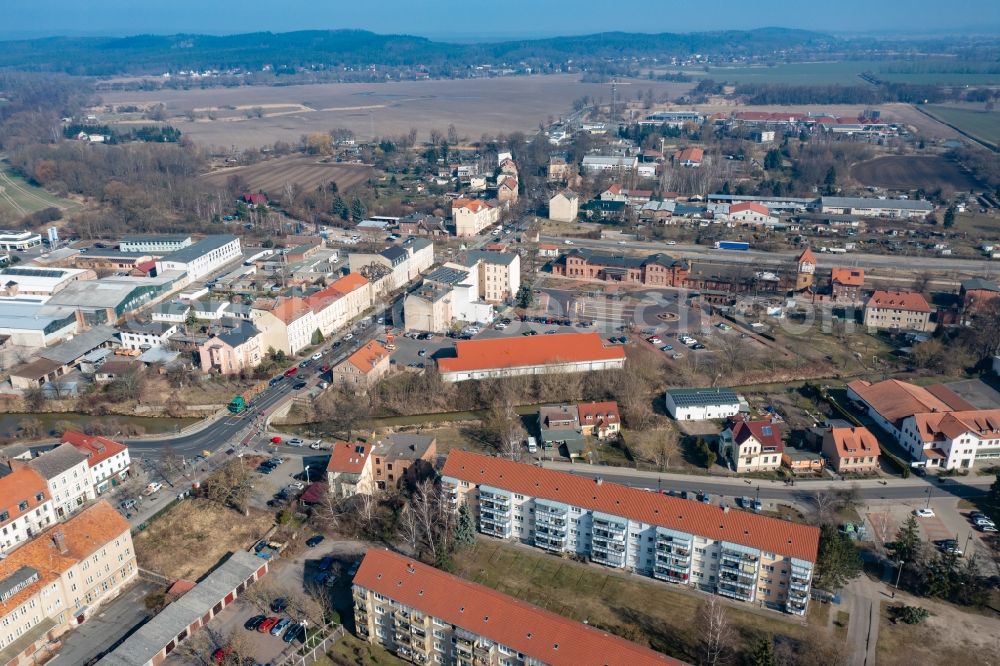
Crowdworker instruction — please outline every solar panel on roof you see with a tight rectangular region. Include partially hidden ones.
[761,426,772,436]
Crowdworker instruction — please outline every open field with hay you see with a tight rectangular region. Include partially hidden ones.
[99,74,694,149]
[850,155,981,192]
[201,155,373,193]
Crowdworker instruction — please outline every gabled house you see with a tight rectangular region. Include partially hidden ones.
[60,431,131,495]
[331,340,391,393]
[538,404,584,457]
[326,441,374,498]
[548,190,579,223]
[674,147,704,167]
[198,321,263,374]
[718,417,784,473]
[822,427,881,474]
[863,290,934,332]
[576,401,621,440]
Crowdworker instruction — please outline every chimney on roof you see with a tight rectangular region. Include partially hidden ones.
[723,505,730,513]
[595,477,603,486]
[51,530,68,554]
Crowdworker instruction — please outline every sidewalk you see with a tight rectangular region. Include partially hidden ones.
[538,460,993,490]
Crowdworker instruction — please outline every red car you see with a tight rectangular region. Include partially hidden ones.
[212,648,226,663]
[319,364,331,373]
[284,367,298,377]
[270,436,282,444]
[258,616,279,633]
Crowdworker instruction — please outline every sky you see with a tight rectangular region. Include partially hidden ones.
[2,0,999,40]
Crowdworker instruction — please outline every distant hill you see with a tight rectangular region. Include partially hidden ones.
[0,28,835,77]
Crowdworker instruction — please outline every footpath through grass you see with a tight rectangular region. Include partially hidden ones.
[451,538,821,662]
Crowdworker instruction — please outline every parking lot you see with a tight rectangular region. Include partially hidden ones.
[182,539,366,664]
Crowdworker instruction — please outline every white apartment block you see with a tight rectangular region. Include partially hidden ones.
[452,199,500,237]
[20,444,95,519]
[442,451,817,615]
[0,468,57,554]
[118,322,177,351]
[458,251,520,304]
[61,432,131,496]
[154,235,242,282]
[352,549,680,666]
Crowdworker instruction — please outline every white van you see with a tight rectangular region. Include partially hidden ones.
[526,437,538,453]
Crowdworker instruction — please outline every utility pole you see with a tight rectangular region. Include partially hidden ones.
[892,560,905,598]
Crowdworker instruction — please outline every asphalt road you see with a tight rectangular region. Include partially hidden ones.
[542,235,999,273]
[553,465,991,503]
[126,322,382,460]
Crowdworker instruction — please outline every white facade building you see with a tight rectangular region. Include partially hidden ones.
[442,451,817,615]
[118,322,177,350]
[665,388,742,421]
[0,230,43,251]
[119,235,193,254]
[154,235,242,281]
[23,444,95,519]
[0,468,57,554]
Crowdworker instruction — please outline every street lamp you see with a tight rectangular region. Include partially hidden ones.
[924,486,932,510]
[893,560,905,598]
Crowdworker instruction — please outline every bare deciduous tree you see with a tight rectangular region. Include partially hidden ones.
[695,596,734,666]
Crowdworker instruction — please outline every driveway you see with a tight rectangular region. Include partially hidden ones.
[49,581,159,666]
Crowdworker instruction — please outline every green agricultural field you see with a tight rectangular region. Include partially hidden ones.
[0,167,78,219]
[923,105,1000,147]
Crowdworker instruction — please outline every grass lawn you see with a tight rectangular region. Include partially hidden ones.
[834,610,850,642]
[923,106,1000,147]
[677,60,1000,87]
[328,633,407,666]
[450,538,821,663]
[134,498,274,580]
[875,602,970,666]
[0,167,78,218]
[950,211,1000,239]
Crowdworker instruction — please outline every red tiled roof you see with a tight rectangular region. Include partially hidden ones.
[326,441,371,474]
[577,401,620,427]
[729,202,770,216]
[0,467,50,528]
[442,450,819,562]
[674,147,704,162]
[345,340,390,373]
[831,268,864,287]
[827,427,880,458]
[354,549,684,666]
[865,290,932,313]
[61,431,128,468]
[436,332,625,375]
[453,198,492,213]
[727,417,784,452]
[848,378,959,425]
[330,272,369,295]
[267,296,312,324]
[0,500,129,616]
[797,247,816,264]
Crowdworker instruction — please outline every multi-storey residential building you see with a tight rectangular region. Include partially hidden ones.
[154,234,242,282]
[548,190,579,222]
[863,290,934,332]
[60,431,131,496]
[16,444,94,519]
[118,321,177,351]
[352,548,683,666]
[442,451,818,615]
[326,441,374,498]
[455,251,520,304]
[198,320,264,374]
[251,296,317,355]
[847,378,999,470]
[0,501,137,665]
[822,427,881,474]
[436,332,626,383]
[306,273,373,336]
[718,417,784,474]
[119,234,192,254]
[452,198,500,237]
[0,468,56,554]
[331,340,392,393]
[370,434,437,491]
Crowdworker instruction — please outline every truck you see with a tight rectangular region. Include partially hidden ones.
[228,395,246,414]
[714,241,749,251]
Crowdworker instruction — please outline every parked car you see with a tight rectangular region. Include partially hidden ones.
[293,381,307,390]
[284,367,298,377]
[914,508,935,518]
[270,436,282,444]
[306,535,325,547]
[660,344,674,351]
[288,481,305,490]
[288,438,304,445]
[271,618,291,636]
[343,333,354,341]
[244,615,266,630]
[283,623,305,643]
[976,523,998,533]
[258,617,279,633]
[311,351,323,361]
[270,598,288,613]
[212,648,227,664]
[319,555,335,571]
